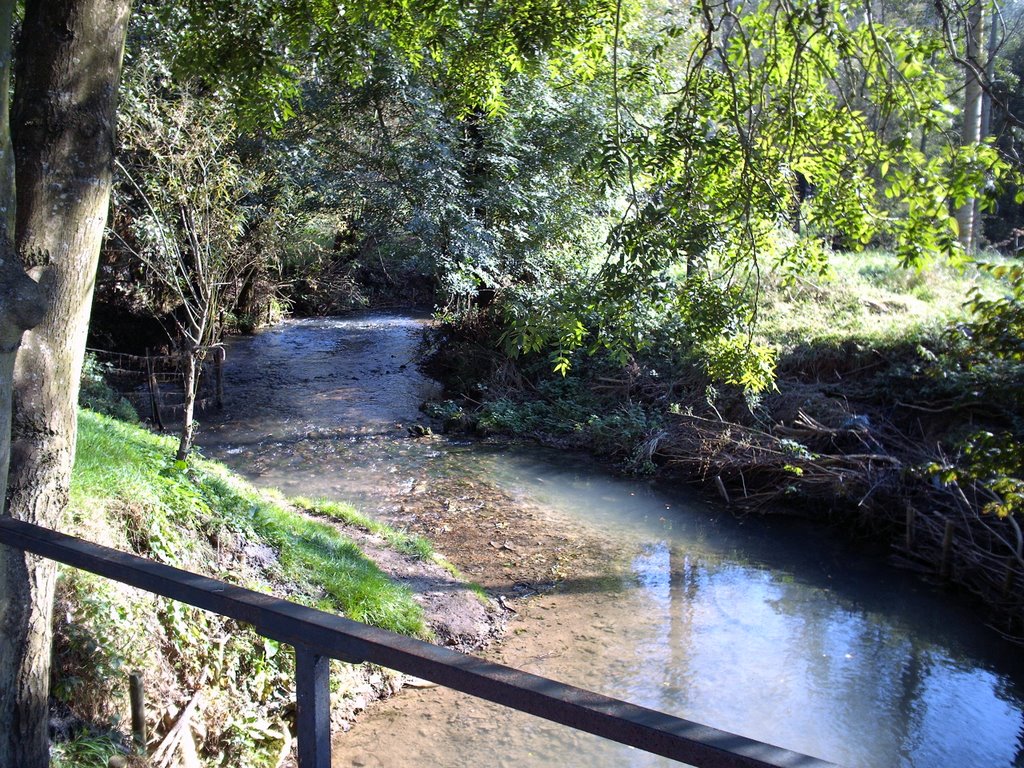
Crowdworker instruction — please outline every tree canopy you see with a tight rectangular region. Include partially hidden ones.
[6,0,1024,763]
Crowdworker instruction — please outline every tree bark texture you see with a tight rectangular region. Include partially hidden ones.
[0,0,46,517]
[175,349,198,462]
[0,1,130,766]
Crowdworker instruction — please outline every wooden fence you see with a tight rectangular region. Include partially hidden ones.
[0,519,840,768]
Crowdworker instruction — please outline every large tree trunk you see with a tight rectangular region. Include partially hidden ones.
[0,0,46,513]
[0,9,48,757]
[0,1,130,766]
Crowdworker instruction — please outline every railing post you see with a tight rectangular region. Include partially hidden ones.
[295,647,331,768]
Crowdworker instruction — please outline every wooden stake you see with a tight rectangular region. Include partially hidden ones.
[714,476,730,505]
[940,519,955,579]
[146,351,165,431]
[905,505,916,550]
[129,671,146,754]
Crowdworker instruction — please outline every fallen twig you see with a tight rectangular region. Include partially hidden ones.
[151,686,205,768]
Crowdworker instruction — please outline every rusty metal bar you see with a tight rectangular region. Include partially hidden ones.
[0,519,840,768]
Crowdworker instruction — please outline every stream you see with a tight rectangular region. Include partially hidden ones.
[198,312,1024,768]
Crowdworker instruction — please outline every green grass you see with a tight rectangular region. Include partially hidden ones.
[70,409,426,636]
[755,249,1001,351]
[60,409,441,763]
[250,500,425,633]
[293,496,434,560]
[293,496,490,601]
[51,731,121,768]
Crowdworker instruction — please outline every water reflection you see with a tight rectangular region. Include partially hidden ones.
[474,448,1024,766]
[200,312,1024,767]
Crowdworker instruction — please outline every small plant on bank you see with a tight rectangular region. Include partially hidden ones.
[919,260,1024,520]
[422,399,469,433]
[51,729,122,768]
[925,431,1024,519]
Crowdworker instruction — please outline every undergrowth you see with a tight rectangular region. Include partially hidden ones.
[426,248,1024,633]
[430,251,1017,466]
[50,731,122,768]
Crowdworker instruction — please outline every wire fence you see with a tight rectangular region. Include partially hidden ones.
[86,346,226,430]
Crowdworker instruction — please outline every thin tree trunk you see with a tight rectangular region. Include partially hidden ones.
[957,0,985,253]
[176,349,199,463]
[0,1,130,766]
[980,2,999,143]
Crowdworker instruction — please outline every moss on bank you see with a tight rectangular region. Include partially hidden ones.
[54,410,431,767]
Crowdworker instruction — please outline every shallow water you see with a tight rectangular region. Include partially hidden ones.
[199,312,1024,768]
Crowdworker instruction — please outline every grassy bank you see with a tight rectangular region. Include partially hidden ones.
[53,409,437,767]
[425,251,1024,638]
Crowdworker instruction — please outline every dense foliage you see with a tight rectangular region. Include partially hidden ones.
[55,0,1024,759]
[89,0,1024,513]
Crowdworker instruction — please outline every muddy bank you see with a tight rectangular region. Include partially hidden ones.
[376,441,625,596]
[316,455,623,654]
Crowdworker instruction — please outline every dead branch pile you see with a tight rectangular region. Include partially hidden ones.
[650,406,1024,640]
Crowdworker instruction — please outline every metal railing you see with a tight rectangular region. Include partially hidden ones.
[0,518,840,768]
